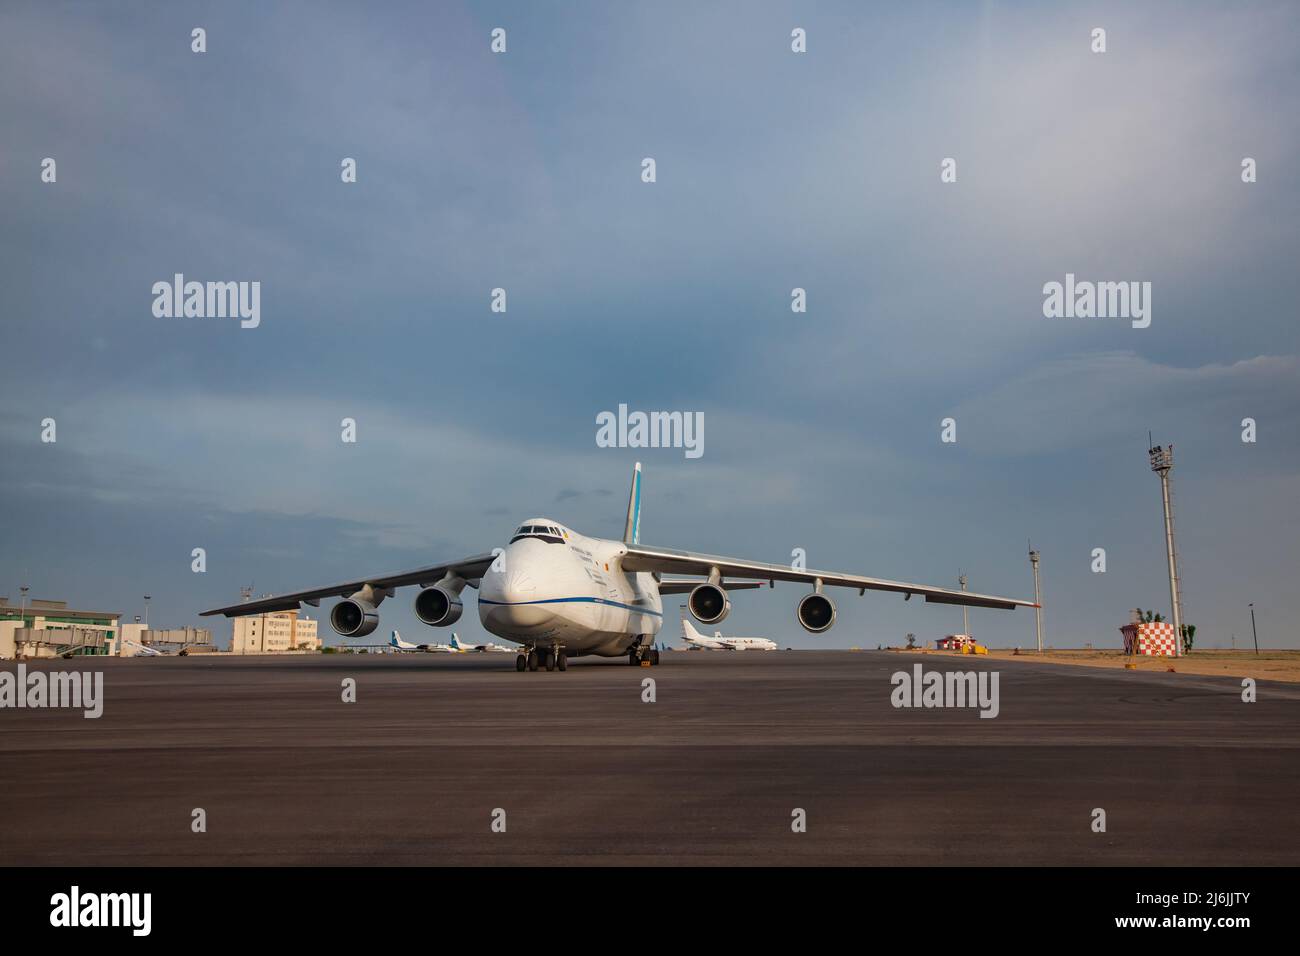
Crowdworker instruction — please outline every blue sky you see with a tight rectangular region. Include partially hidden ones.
[2,1,1297,649]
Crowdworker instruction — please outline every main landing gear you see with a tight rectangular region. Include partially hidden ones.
[628,647,661,666]
[516,645,567,673]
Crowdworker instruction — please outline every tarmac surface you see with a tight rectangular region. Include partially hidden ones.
[2,650,1298,865]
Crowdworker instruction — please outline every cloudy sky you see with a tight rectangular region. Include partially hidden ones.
[2,1,1297,649]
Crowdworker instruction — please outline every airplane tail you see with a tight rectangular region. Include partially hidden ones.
[681,617,703,641]
[622,461,642,545]
[450,633,464,650]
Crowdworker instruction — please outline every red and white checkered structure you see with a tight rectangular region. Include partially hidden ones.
[1120,622,1178,656]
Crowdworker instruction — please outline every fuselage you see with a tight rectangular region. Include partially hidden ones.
[476,518,663,657]
[714,637,778,651]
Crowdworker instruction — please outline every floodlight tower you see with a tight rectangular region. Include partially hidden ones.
[1148,440,1184,657]
[958,573,969,637]
[1028,543,1043,653]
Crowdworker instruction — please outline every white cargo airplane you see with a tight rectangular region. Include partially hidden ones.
[389,630,456,653]
[681,616,777,651]
[203,463,1036,673]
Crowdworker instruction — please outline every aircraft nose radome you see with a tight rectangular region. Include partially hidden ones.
[492,602,552,629]
[480,569,552,630]
[506,570,534,595]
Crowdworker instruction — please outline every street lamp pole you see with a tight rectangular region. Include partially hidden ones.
[1028,544,1043,653]
[1249,603,1260,656]
[19,584,30,659]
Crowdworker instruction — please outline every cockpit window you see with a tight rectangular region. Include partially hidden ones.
[510,525,565,544]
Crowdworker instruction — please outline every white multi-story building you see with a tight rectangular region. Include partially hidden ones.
[230,609,319,654]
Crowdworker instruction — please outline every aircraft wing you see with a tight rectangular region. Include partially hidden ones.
[657,578,764,596]
[622,545,1036,611]
[200,553,498,617]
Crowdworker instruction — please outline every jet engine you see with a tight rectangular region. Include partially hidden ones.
[330,598,379,637]
[688,582,731,625]
[413,585,464,627]
[797,592,836,633]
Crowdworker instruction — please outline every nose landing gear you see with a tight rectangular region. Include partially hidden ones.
[628,643,661,666]
[517,644,567,673]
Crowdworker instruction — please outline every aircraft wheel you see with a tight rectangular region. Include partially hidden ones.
[527,650,539,672]
[557,652,567,671]
[650,649,661,666]
[516,654,527,672]
[544,650,556,672]
[628,650,639,666]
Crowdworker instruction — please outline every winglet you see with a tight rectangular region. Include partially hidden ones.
[623,461,642,545]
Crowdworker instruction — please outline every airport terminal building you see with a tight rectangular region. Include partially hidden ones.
[0,598,120,658]
[0,598,216,658]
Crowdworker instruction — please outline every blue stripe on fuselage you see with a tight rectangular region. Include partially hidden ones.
[479,596,663,618]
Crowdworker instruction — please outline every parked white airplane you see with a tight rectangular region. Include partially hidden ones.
[121,639,168,657]
[389,630,456,653]
[203,463,1035,673]
[450,634,514,654]
[681,616,777,651]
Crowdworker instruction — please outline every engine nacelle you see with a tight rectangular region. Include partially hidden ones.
[797,592,836,633]
[413,585,464,627]
[331,598,379,637]
[688,582,731,625]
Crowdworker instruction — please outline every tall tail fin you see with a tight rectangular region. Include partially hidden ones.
[622,461,642,545]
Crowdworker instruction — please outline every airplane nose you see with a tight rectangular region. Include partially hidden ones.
[503,570,534,600]
[481,568,552,630]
